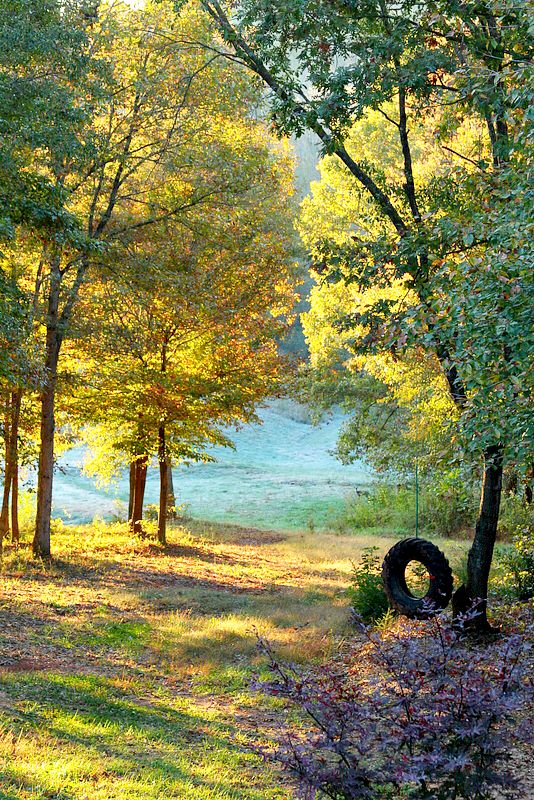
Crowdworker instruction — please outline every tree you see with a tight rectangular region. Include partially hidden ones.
[4,0,297,551]
[0,0,89,237]
[200,0,534,628]
[10,0,286,557]
[0,0,91,550]
[297,110,460,477]
[73,124,297,544]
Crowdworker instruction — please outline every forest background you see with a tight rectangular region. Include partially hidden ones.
[0,2,533,798]
[0,0,532,631]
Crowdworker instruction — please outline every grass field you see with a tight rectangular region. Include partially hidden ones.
[0,522,470,799]
[49,401,372,530]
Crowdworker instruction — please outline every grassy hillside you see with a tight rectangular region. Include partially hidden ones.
[50,401,372,530]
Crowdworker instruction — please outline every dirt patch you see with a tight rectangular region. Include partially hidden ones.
[227,528,287,546]
[0,656,57,673]
[179,518,287,546]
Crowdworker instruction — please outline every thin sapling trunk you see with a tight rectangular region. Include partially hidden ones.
[158,424,167,546]
[166,460,176,520]
[33,256,62,558]
[10,389,21,543]
[0,393,12,547]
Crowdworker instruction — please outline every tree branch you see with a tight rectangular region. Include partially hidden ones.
[200,0,408,236]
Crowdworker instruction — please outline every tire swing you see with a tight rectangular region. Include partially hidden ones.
[381,462,453,619]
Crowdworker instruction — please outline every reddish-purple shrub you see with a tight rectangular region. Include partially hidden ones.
[255,608,533,799]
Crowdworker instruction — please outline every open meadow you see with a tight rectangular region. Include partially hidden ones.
[0,522,472,799]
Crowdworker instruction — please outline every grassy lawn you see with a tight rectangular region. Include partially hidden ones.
[0,522,469,800]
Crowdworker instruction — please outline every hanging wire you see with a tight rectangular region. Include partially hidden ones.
[413,402,421,538]
[415,457,419,538]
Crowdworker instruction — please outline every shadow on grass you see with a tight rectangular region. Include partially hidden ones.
[146,542,242,564]
[0,671,282,800]
[5,555,292,595]
[0,593,344,689]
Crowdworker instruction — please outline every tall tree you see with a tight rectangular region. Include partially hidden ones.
[0,0,90,549]
[73,127,297,544]
[1,0,297,555]
[199,0,534,627]
[21,0,278,557]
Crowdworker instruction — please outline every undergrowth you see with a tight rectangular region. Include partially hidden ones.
[333,480,532,540]
[256,607,534,800]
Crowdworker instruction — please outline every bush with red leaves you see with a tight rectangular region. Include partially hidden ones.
[255,607,533,799]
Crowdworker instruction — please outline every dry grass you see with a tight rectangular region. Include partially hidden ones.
[0,520,467,799]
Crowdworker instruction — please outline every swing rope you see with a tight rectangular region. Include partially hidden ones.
[382,418,455,619]
[415,457,419,539]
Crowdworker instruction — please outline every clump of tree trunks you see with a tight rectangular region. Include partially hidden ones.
[0,0,297,552]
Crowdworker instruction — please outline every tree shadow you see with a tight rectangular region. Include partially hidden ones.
[0,671,283,799]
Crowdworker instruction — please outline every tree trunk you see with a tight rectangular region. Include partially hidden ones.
[128,461,136,520]
[166,460,176,520]
[158,424,167,546]
[0,394,12,547]
[33,259,62,558]
[34,379,57,557]
[1,389,23,547]
[525,465,533,505]
[453,445,503,630]
[11,458,19,544]
[10,389,21,544]
[130,455,147,535]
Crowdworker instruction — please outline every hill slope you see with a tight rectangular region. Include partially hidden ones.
[53,401,371,529]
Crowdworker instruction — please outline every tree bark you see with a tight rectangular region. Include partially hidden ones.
[34,377,57,557]
[128,461,135,520]
[130,455,147,535]
[10,389,21,544]
[158,424,167,546]
[0,393,12,547]
[157,337,169,544]
[33,258,62,558]
[453,445,503,630]
[166,460,176,520]
[11,457,19,544]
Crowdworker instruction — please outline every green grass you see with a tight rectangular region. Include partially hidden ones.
[0,521,471,799]
[0,671,278,799]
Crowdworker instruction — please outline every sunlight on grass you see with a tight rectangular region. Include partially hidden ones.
[0,520,472,799]
[0,671,285,799]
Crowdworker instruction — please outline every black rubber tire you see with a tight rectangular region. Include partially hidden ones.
[382,537,453,619]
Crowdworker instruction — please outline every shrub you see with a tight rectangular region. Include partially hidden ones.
[336,472,479,539]
[499,493,534,540]
[339,485,415,533]
[255,611,533,800]
[496,528,534,601]
[17,490,37,537]
[422,469,478,537]
[347,547,390,624]
[144,503,159,522]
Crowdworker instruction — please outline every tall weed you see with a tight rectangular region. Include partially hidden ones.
[347,547,389,624]
[333,472,533,540]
